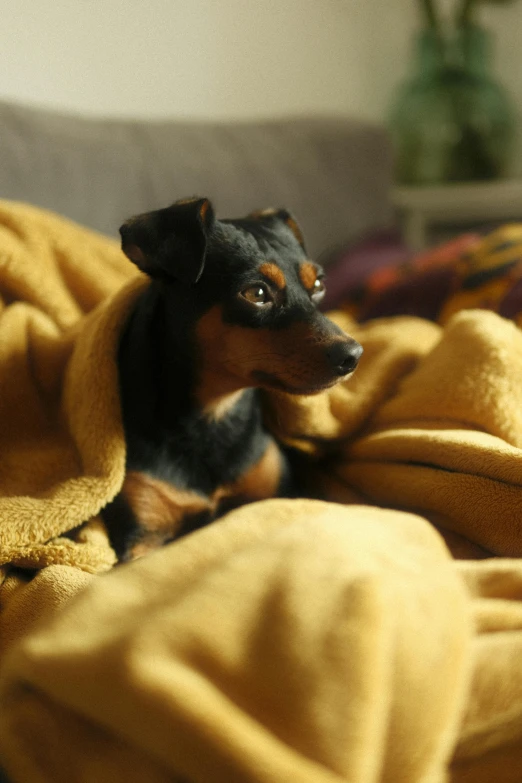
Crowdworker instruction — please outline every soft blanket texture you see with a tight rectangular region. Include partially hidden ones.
[1,202,522,782]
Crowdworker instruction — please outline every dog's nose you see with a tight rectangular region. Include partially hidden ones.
[326,340,363,376]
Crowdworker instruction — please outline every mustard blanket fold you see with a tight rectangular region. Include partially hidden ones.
[1,201,522,782]
[267,308,522,558]
[0,501,474,783]
[0,201,144,575]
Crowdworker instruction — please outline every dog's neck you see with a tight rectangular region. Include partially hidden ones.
[117,283,268,492]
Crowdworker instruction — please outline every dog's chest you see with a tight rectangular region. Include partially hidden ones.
[113,384,286,559]
[121,437,284,558]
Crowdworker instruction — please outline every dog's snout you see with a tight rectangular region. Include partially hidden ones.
[326,340,363,376]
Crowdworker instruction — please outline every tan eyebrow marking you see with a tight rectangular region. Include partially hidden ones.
[259,262,286,290]
[299,261,318,290]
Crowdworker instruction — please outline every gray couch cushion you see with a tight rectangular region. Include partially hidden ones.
[0,100,392,257]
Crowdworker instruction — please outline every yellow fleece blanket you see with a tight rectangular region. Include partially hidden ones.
[1,202,522,782]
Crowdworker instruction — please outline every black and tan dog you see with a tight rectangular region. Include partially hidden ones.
[102,197,362,560]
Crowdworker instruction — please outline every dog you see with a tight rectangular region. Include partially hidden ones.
[102,197,363,561]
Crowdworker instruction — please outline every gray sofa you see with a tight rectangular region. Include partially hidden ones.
[0,100,392,259]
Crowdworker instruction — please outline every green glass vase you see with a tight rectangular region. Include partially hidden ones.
[389,26,515,185]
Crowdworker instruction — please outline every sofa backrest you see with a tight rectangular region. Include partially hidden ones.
[0,100,392,257]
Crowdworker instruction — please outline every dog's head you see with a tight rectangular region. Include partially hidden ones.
[120,197,362,398]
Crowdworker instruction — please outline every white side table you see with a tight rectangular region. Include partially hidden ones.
[392,180,522,251]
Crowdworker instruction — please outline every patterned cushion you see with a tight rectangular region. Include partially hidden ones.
[326,225,522,326]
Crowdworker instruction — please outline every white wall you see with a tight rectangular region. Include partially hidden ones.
[0,0,373,120]
[1,0,521,129]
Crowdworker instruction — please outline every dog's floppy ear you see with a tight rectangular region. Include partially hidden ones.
[249,207,306,252]
[119,197,215,284]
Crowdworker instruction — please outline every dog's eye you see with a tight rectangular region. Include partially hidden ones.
[241,285,272,307]
[311,277,326,303]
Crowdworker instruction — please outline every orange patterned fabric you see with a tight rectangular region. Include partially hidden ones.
[338,225,522,327]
